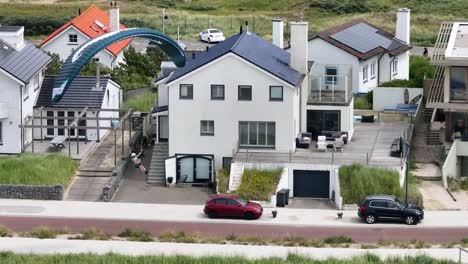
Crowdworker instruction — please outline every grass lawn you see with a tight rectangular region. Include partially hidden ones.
[0,252,455,264]
[236,169,282,201]
[123,92,157,112]
[216,168,230,194]
[0,154,77,188]
[339,164,422,206]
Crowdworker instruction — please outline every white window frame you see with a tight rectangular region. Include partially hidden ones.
[200,120,214,136]
[239,121,275,148]
[362,65,369,83]
[391,57,398,76]
[370,62,376,79]
[210,85,225,100]
[68,34,78,44]
[325,66,338,85]
[269,86,283,101]
[179,84,193,99]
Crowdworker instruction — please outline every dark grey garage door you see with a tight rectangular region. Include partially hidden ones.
[293,170,330,198]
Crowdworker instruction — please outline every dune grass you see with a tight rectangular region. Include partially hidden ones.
[0,252,455,263]
[236,169,282,201]
[339,164,422,206]
[216,168,230,194]
[123,92,157,112]
[0,154,77,188]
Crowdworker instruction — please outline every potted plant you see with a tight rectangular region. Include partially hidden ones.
[272,210,277,218]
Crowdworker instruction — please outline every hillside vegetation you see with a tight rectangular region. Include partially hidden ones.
[1,0,467,45]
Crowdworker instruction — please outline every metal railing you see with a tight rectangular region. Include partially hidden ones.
[459,247,468,264]
[309,75,351,103]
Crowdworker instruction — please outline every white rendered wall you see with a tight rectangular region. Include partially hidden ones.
[305,102,354,140]
[373,87,423,111]
[167,54,298,169]
[0,72,21,154]
[41,27,119,69]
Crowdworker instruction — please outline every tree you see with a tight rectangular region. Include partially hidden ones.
[45,53,62,74]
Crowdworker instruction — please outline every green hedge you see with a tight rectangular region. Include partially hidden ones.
[339,164,422,206]
[123,92,157,112]
[216,168,230,194]
[236,169,282,201]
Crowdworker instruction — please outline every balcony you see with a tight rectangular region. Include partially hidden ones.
[308,64,352,105]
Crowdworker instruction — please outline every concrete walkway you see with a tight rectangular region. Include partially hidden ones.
[1,199,468,228]
[0,238,465,262]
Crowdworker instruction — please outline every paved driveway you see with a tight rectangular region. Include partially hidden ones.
[112,146,213,204]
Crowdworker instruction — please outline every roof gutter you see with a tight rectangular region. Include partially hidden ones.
[376,52,385,86]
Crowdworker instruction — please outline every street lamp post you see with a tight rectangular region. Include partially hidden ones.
[401,137,410,204]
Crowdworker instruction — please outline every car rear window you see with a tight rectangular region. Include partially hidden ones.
[210,29,220,33]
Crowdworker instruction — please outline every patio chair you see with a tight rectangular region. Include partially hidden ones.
[296,132,312,149]
[334,138,344,152]
[317,136,327,152]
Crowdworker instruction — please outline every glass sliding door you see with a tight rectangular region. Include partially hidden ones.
[195,157,210,181]
[307,110,341,138]
[450,67,467,101]
[179,157,194,183]
[177,156,212,184]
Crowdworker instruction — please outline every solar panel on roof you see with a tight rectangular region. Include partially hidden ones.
[330,23,394,53]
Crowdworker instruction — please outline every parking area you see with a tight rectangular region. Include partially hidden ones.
[112,146,213,204]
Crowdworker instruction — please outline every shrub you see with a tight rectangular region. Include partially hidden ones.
[123,92,157,112]
[410,56,435,87]
[118,228,154,242]
[216,168,230,194]
[354,97,371,110]
[27,227,69,239]
[0,225,12,237]
[309,0,390,14]
[185,5,218,11]
[380,79,416,88]
[71,228,111,240]
[447,177,468,192]
[462,237,468,244]
[158,231,199,243]
[339,164,422,206]
[322,236,354,244]
[236,169,282,201]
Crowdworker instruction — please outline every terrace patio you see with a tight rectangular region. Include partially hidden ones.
[24,140,96,161]
[233,122,410,170]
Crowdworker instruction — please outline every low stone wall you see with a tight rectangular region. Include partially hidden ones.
[0,184,63,200]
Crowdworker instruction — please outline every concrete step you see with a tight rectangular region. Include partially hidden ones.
[78,167,114,173]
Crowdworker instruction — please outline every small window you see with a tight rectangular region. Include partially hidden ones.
[269,86,283,101]
[325,66,338,85]
[226,199,238,206]
[370,62,376,79]
[211,85,225,100]
[0,121,3,145]
[391,57,398,76]
[200,120,214,136]
[69,34,78,43]
[362,65,369,83]
[180,84,193,99]
[238,85,252,101]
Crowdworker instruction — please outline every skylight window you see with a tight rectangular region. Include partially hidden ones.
[94,20,106,30]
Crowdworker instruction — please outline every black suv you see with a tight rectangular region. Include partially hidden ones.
[358,195,424,225]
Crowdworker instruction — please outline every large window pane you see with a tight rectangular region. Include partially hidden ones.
[450,67,467,101]
[195,158,210,180]
[179,157,194,182]
[46,111,54,136]
[249,123,257,145]
[57,111,65,136]
[267,123,275,146]
[239,122,248,145]
[258,122,266,145]
[238,85,252,101]
[269,86,283,101]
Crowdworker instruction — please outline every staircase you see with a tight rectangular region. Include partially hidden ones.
[147,142,168,185]
[228,162,244,191]
[76,167,113,177]
[427,126,442,145]
[421,101,434,122]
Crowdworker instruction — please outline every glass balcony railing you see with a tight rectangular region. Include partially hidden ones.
[308,74,352,104]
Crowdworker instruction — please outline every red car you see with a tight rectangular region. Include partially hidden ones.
[204,194,263,220]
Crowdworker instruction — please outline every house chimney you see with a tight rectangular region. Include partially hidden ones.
[0,26,24,51]
[396,8,410,44]
[272,19,284,49]
[95,60,101,91]
[109,1,120,32]
[289,22,308,74]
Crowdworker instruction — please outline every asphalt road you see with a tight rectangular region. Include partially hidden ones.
[1,216,468,243]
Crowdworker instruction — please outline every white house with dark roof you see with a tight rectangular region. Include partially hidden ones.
[0,26,51,154]
[305,9,412,93]
[34,75,122,142]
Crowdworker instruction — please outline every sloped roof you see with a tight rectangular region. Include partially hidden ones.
[37,75,114,108]
[167,31,303,87]
[310,19,412,60]
[39,5,131,56]
[0,42,51,83]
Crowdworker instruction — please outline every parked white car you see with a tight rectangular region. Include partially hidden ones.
[199,29,225,43]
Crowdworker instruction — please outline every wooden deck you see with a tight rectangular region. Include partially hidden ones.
[233,122,409,169]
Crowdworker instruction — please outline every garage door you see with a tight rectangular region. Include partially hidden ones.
[293,170,330,198]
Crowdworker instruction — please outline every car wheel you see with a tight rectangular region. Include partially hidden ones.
[207,210,217,219]
[404,215,416,225]
[366,214,376,224]
[244,211,254,220]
